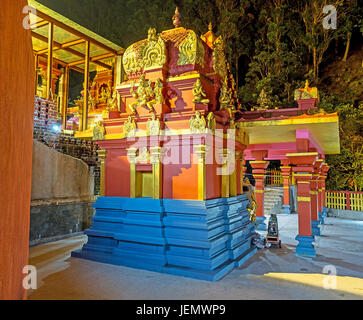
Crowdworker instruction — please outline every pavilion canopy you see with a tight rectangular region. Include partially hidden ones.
[29,0,124,73]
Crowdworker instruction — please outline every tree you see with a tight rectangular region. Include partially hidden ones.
[178,0,255,88]
[300,0,343,82]
[239,0,303,107]
[319,94,363,191]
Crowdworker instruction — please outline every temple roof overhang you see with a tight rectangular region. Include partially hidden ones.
[29,0,124,73]
[238,113,340,155]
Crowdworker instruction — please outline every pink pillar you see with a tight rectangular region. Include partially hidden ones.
[280,159,291,214]
[310,173,319,236]
[317,161,324,223]
[250,152,268,230]
[321,163,330,217]
[287,152,318,257]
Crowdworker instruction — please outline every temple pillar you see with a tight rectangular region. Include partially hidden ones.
[236,152,244,195]
[313,159,324,229]
[194,145,207,200]
[82,40,90,131]
[250,159,269,230]
[46,22,54,100]
[321,163,330,218]
[287,152,318,257]
[150,146,164,199]
[310,162,322,236]
[280,159,291,214]
[229,150,238,197]
[97,149,107,197]
[317,172,324,223]
[242,158,247,181]
[62,66,70,129]
[220,149,230,198]
[127,147,137,198]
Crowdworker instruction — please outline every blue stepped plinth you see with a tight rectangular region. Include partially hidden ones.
[72,195,256,281]
[72,197,167,273]
[224,196,256,267]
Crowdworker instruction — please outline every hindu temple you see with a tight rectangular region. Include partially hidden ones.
[69,8,340,280]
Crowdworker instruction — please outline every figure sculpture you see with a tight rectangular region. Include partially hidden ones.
[123,115,136,137]
[192,79,210,104]
[93,121,105,141]
[107,90,118,111]
[129,75,156,115]
[219,77,235,117]
[206,112,216,132]
[154,79,164,104]
[147,113,161,136]
[189,111,206,134]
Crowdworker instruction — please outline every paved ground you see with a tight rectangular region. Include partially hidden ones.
[28,214,363,300]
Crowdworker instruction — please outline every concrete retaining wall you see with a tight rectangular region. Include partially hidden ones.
[30,140,95,245]
[327,208,363,220]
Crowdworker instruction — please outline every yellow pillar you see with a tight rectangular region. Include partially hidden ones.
[150,146,164,199]
[194,145,207,201]
[62,66,69,129]
[97,149,107,197]
[46,22,54,100]
[219,149,230,198]
[34,54,39,95]
[82,40,90,131]
[229,150,239,197]
[127,147,138,198]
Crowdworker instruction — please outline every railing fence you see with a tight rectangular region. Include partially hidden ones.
[326,190,363,211]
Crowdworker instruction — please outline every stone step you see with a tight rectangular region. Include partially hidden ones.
[265,192,283,195]
[265,191,283,195]
[264,195,282,200]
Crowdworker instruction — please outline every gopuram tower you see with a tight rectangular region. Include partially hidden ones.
[73,8,256,281]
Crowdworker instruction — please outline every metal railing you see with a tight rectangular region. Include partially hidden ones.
[265,169,283,186]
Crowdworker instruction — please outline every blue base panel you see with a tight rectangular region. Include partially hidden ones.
[282,205,291,214]
[72,195,256,281]
[311,220,321,236]
[295,235,316,257]
[255,216,267,231]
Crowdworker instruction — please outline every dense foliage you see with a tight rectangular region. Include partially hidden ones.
[39,0,362,191]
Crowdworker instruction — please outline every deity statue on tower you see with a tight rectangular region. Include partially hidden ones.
[219,76,235,117]
[189,111,206,133]
[129,75,156,115]
[192,79,210,104]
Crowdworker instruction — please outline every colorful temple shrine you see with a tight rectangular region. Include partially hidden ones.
[69,8,340,280]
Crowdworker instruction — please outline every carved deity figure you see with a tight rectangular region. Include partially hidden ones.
[146,113,161,136]
[244,178,257,223]
[93,121,105,141]
[147,27,158,42]
[123,115,136,137]
[189,111,206,134]
[107,90,118,111]
[154,79,164,104]
[206,112,216,132]
[212,36,227,79]
[219,77,235,117]
[129,75,156,115]
[192,79,210,104]
[99,86,112,105]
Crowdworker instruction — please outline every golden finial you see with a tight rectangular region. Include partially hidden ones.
[173,7,181,28]
[208,22,212,31]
